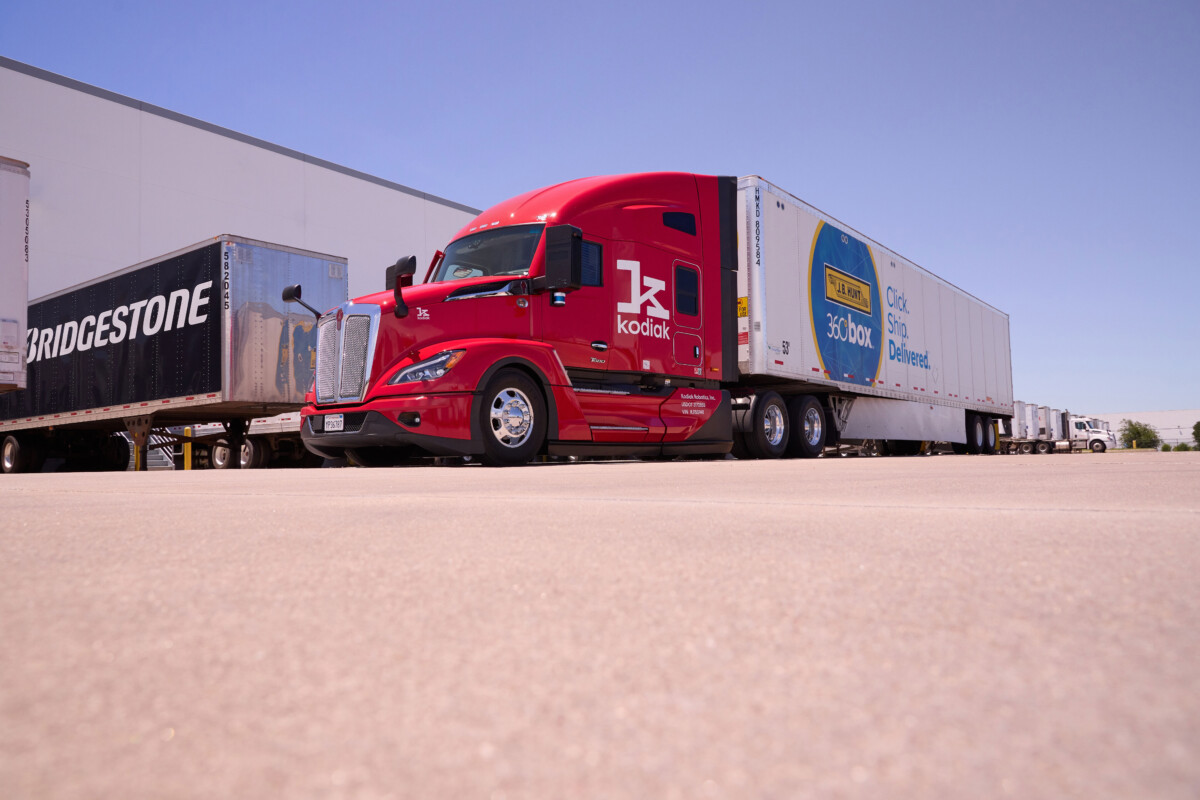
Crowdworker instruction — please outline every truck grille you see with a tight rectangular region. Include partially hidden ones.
[314,304,380,404]
[339,315,371,401]
[316,319,339,401]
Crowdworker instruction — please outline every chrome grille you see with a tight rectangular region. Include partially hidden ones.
[312,304,380,405]
[339,315,371,402]
[316,318,339,403]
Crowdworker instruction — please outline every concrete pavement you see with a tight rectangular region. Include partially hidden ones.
[2,451,1198,798]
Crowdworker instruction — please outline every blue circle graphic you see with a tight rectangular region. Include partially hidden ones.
[808,223,882,386]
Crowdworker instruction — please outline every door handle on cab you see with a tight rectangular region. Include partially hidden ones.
[591,341,609,352]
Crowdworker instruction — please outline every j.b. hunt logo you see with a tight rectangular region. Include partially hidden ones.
[616,259,670,339]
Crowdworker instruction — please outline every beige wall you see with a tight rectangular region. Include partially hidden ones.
[0,58,476,302]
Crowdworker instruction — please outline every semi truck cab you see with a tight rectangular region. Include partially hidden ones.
[298,173,737,466]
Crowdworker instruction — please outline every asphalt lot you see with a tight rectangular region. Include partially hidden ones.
[2,450,1198,799]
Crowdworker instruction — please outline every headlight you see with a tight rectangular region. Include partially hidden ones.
[388,350,466,385]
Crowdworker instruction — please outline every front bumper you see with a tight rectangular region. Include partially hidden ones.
[301,393,480,458]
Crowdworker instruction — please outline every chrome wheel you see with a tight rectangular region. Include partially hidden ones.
[489,387,534,448]
[2,438,17,473]
[763,403,786,448]
[803,406,823,447]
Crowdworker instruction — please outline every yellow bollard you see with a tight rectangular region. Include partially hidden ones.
[183,427,192,470]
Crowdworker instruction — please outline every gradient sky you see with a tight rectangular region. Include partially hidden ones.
[2,0,1197,412]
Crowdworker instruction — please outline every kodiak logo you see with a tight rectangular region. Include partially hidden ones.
[616,259,670,339]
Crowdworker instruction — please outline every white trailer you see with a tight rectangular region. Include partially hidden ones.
[735,177,1013,454]
[0,156,30,395]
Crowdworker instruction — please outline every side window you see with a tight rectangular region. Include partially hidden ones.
[663,212,697,236]
[675,264,699,317]
[582,241,602,287]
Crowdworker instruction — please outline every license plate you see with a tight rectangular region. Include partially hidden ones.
[324,414,344,432]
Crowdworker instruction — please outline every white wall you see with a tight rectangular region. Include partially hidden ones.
[1090,410,1200,447]
[0,58,477,302]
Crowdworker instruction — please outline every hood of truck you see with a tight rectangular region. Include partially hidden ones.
[350,276,536,391]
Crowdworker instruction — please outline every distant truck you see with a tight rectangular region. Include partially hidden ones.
[0,236,346,473]
[1001,401,1116,453]
[0,156,30,396]
[291,173,1012,466]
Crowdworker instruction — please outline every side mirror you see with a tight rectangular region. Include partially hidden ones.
[282,283,321,320]
[385,256,417,318]
[544,225,582,293]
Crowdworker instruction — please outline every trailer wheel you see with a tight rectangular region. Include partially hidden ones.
[1018,442,1034,455]
[736,391,788,459]
[102,435,131,471]
[983,419,997,455]
[966,414,985,454]
[478,369,546,467]
[211,440,233,469]
[243,437,269,469]
[1035,441,1052,454]
[1090,440,1106,453]
[786,395,826,458]
[2,435,27,474]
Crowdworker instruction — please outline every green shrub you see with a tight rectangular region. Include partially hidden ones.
[1175,443,1192,452]
[1121,419,1162,450]
[1162,443,1172,451]
[1193,421,1200,448]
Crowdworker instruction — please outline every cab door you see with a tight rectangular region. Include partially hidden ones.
[538,237,663,442]
[539,236,625,373]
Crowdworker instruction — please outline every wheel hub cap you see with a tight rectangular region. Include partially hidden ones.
[490,389,532,448]
[763,405,785,447]
[804,408,823,446]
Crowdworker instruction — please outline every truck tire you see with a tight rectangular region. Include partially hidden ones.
[211,440,233,469]
[966,414,985,454]
[2,435,27,474]
[983,419,997,455]
[730,431,751,460]
[1018,442,1034,455]
[243,437,269,469]
[102,435,130,471]
[786,395,826,458]
[478,369,546,466]
[1090,440,1106,453]
[1035,441,1052,454]
[736,391,789,459]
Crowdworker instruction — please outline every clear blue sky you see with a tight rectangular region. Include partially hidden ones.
[3,0,1197,412]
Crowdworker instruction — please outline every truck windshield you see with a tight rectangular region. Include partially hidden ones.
[432,224,544,283]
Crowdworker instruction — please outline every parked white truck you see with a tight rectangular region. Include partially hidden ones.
[1002,401,1116,453]
[0,156,30,396]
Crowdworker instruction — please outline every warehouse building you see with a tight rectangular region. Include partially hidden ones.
[0,56,477,302]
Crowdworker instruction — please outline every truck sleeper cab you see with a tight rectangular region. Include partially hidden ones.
[299,173,738,466]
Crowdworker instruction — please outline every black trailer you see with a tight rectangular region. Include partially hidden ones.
[0,236,346,472]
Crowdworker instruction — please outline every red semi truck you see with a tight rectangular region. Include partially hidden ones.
[294,173,1012,466]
